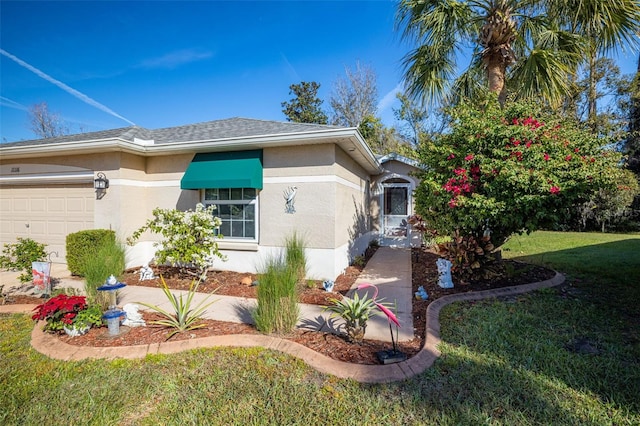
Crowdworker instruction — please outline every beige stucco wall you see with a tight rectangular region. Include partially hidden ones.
[333,146,371,258]
[260,144,337,249]
[1,145,399,279]
[0,152,199,268]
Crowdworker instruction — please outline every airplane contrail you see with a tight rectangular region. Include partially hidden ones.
[1,49,136,125]
[0,96,28,111]
[377,83,404,114]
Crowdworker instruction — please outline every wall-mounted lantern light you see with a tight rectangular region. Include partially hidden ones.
[94,172,109,190]
[94,172,109,199]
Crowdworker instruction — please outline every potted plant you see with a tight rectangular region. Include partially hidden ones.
[32,294,102,336]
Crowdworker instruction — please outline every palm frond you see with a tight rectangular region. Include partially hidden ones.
[450,59,488,105]
[510,48,575,107]
[402,42,458,106]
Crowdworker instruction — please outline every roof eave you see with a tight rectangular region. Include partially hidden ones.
[0,128,383,174]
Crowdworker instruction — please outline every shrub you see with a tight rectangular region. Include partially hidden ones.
[352,255,366,267]
[0,238,47,283]
[127,204,224,277]
[82,239,126,309]
[138,277,217,340]
[253,256,299,334]
[415,98,628,248]
[414,97,629,277]
[66,229,115,276]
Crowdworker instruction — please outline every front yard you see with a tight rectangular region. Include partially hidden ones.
[1,231,638,425]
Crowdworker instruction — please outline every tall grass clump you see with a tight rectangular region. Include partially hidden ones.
[253,256,299,334]
[284,232,307,289]
[82,239,125,309]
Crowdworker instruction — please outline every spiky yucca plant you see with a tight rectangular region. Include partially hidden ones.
[324,291,378,344]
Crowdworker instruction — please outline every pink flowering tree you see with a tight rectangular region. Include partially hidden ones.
[415,98,627,251]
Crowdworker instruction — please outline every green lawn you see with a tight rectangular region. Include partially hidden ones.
[1,231,639,425]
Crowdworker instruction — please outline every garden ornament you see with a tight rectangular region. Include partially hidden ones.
[284,186,297,214]
[139,263,156,281]
[356,283,400,327]
[356,283,406,364]
[122,303,146,327]
[436,258,454,288]
[415,285,428,300]
[322,279,335,292]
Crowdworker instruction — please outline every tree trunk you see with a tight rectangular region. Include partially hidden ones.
[486,55,507,104]
[587,43,598,132]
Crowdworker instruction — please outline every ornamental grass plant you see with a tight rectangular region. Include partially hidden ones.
[82,238,125,310]
[253,256,300,334]
[284,232,307,289]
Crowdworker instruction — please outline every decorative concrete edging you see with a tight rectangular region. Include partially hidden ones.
[4,271,565,384]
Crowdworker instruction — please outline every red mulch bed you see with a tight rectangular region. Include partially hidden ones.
[13,247,556,365]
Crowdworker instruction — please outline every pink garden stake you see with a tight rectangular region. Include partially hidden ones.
[357,283,406,363]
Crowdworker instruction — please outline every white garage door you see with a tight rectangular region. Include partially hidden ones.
[0,185,94,262]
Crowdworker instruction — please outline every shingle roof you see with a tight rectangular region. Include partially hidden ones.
[1,118,344,148]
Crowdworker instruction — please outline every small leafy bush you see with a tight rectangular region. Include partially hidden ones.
[127,204,225,277]
[66,229,115,276]
[253,256,299,334]
[352,255,366,267]
[0,238,47,283]
[324,291,378,344]
[137,277,217,340]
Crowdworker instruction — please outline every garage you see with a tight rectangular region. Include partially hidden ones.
[0,184,95,262]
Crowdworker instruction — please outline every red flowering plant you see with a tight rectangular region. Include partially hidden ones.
[414,97,627,278]
[32,294,102,333]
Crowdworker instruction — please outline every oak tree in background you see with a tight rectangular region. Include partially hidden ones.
[358,114,408,156]
[625,55,640,175]
[28,102,68,138]
[393,92,428,146]
[622,55,640,227]
[281,81,328,124]
[564,58,634,141]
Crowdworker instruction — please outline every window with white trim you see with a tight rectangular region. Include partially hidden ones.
[203,188,258,240]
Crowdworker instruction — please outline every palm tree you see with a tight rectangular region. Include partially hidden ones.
[395,0,591,106]
[554,0,640,127]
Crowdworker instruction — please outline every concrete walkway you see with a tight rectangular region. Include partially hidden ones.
[0,248,565,383]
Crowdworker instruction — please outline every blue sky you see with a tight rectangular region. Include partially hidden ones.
[1,0,637,143]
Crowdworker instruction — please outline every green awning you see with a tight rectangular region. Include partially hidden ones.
[180,150,263,189]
